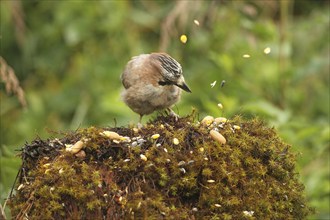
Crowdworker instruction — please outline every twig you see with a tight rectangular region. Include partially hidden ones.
[0,56,27,107]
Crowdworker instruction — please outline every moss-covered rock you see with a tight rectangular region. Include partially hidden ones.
[9,113,313,219]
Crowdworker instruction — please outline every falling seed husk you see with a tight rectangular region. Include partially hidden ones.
[210,130,226,144]
[210,81,217,88]
[264,47,271,54]
[193,19,200,26]
[180,34,187,44]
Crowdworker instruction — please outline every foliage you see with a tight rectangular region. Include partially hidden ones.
[9,114,313,219]
[1,0,329,219]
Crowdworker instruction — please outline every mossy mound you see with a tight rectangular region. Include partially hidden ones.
[9,114,313,219]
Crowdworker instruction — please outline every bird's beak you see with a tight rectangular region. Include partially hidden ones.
[176,76,192,93]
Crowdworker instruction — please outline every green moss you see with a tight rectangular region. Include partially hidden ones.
[9,113,313,219]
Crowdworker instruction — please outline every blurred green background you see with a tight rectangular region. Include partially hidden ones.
[0,0,329,219]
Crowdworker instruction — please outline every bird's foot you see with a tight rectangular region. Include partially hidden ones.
[167,108,179,121]
[137,122,143,129]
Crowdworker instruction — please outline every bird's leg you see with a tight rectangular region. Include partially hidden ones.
[167,108,179,121]
[137,114,143,129]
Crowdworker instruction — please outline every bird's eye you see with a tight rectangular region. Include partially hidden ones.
[173,70,181,77]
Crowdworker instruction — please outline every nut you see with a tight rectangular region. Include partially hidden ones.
[100,131,122,140]
[75,150,86,158]
[210,130,226,144]
[201,115,214,126]
[67,140,85,154]
[214,117,228,124]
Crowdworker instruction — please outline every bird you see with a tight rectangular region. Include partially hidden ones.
[120,52,191,122]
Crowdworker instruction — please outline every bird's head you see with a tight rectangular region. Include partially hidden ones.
[153,53,192,93]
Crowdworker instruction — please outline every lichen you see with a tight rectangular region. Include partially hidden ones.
[9,113,313,219]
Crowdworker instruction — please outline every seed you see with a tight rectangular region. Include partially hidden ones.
[137,138,146,145]
[121,136,131,142]
[207,179,215,183]
[201,115,214,126]
[243,54,250,58]
[233,125,241,130]
[151,134,160,139]
[140,154,147,161]
[210,130,226,145]
[43,163,51,168]
[177,161,186,166]
[199,147,204,152]
[214,117,227,124]
[214,204,222,207]
[187,160,195,165]
[173,138,179,145]
[243,211,254,217]
[17,184,24,191]
[217,103,223,109]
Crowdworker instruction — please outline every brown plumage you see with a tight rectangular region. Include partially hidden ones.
[121,52,191,121]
